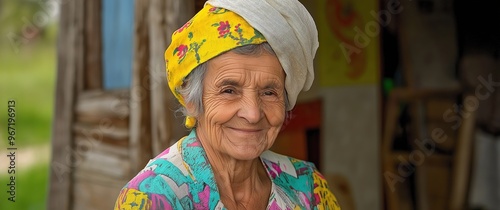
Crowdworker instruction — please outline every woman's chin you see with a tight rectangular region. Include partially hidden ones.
[226,146,265,161]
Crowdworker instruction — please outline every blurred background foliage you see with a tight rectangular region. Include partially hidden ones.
[0,0,57,209]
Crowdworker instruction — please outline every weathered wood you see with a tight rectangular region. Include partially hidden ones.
[73,173,126,210]
[75,0,85,93]
[48,0,84,209]
[74,166,129,187]
[84,0,102,90]
[422,161,451,210]
[164,0,195,146]
[149,0,172,155]
[148,0,193,155]
[382,87,475,210]
[449,99,476,210]
[75,114,129,130]
[129,0,153,175]
[75,136,129,158]
[73,123,129,146]
[382,89,403,210]
[47,1,84,210]
[396,8,461,206]
[75,89,130,128]
[75,143,131,179]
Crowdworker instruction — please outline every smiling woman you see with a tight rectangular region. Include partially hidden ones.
[114,0,341,209]
[197,50,286,160]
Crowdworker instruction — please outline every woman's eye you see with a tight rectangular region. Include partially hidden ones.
[263,91,276,96]
[222,89,235,94]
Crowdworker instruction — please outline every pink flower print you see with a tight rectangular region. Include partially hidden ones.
[217,21,230,38]
[174,21,192,34]
[209,7,217,13]
[208,7,228,14]
[193,185,211,209]
[268,200,280,210]
[265,162,283,179]
[150,194,172,210]
[173,44,188,63]
[234,23,242,33]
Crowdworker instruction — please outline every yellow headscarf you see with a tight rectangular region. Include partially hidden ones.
[165,4,267,128]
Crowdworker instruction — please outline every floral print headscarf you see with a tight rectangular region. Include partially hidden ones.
[165,4,267,128]
[165,0,319,128]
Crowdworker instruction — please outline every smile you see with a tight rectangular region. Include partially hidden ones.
[228,127,263,133]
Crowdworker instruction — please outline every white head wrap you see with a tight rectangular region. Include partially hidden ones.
[207,0,319,110]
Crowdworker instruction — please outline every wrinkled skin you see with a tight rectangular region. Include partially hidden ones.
[192,50,286,161]
[187,50,286,209]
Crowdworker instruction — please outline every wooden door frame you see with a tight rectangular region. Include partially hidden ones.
[48,0,196,209]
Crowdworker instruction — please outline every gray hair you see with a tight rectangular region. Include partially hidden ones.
[177,43,289,121]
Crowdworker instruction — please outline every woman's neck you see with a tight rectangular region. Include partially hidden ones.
[196,128,271,209]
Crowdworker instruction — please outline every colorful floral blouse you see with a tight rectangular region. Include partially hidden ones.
[114,130,341,210]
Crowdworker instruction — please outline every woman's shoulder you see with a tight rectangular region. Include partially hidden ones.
[114,137,194,209]
[261,151,341,209]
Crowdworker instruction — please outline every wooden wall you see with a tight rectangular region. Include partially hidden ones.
[49,0,194,209]
[73,90,131,210]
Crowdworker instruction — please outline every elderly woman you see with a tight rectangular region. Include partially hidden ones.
[115,0,340,209]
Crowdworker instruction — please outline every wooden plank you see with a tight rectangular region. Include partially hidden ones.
[75,136,129,158]
[388,1,465,207]
[148,0,193,155]
[427,122,457,152]
[382,90,405,210]
[75,114,128,130]
[383,88,460,210]
[425,99,458,122]
[449,101,476,210]
[390,152,452,165]
[73,122,129,146]
[129,0,153,176]
[421,152,453,210]
[73,175,126,210]
[164,0,195,146]
[75,89,130,128]
[47,0,85,209]
[149,0,172,155]
[75,0,85,93]
[74,167,129,187]
[75,144,131,179]
[84,0,102,90]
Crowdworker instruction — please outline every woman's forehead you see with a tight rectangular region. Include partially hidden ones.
[206,51,285,84]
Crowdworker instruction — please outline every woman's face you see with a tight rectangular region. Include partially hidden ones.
[194,50,286,161]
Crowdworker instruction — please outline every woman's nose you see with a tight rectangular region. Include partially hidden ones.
[237,94,263,124]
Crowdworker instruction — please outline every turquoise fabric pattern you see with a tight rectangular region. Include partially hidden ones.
[114,130,340,210]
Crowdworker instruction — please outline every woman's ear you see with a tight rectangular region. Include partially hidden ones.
[185,101,196,116]
[184,101,198,128]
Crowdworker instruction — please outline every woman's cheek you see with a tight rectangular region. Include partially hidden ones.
[264,102,286,126]
[203,96,235,124]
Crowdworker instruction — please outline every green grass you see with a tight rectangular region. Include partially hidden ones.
[0,164,49,210]
[0,35,56,148]
[0,19,56,209]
